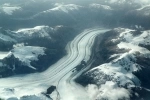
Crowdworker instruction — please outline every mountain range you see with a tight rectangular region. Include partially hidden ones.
[0,0,150,100]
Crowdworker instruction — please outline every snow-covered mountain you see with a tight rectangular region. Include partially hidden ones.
[1,0,148,30]
[89,3,113,10]
[0,26,52,51]
[0,0,150,100]
[43,4,82,13]
[30,3,83,20]
[15,26,53,39]
[77,28,150,100]
[0,25,77,78]
[136,4,150,16]
[0,46,47,76]
[0,3,21,15]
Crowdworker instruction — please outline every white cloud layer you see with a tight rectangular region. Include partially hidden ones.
[89,81,130,100]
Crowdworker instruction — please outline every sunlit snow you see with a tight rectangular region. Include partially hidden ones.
[1,4,21,15]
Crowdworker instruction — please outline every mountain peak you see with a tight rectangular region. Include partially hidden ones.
[44,4,82,13]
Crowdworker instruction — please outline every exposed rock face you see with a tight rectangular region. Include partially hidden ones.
[0,46,54,76]
[76,28,150,100]
[0,25,78,77]
[0,0,150,99]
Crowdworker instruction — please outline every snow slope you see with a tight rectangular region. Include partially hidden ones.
[15,26,52,39]
[0,52,9,60]
[0,46,46,72]
[89,3,112,10]
[1,3,21,15]
[0,29,17,42]
[43,4,82,13]
[86,28,150,100]
[8,46,46,70]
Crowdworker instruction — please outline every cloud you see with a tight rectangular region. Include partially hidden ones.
[96,81,130,100]
[86,84,99,100]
